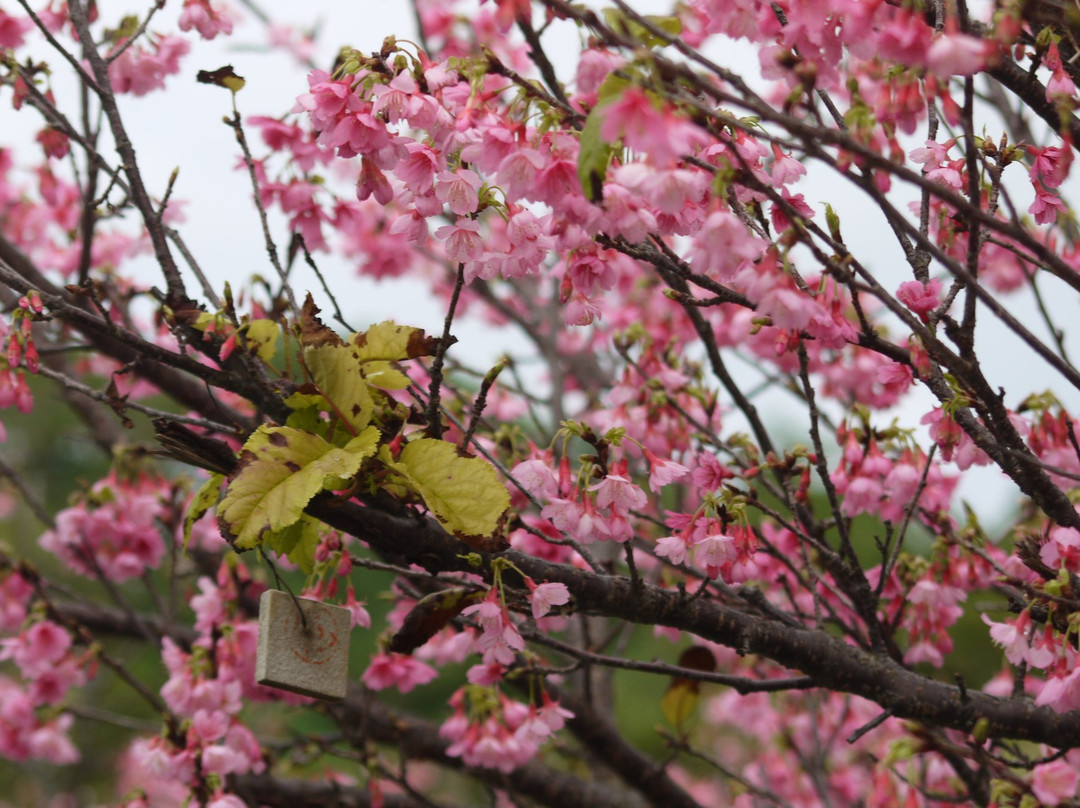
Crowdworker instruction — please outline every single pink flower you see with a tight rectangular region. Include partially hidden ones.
[1030,184,1067,225]
[693,532,735,579]
[435,219,484,263]
[926,32,986,76]
[896,278,942,320]
[589,474,647,514]
[435,169,482,216]
[1032,759,1080,806]
[655,535,689,566]
[644,449,689,492]
[529,581,570,619]
[362,651,437,693]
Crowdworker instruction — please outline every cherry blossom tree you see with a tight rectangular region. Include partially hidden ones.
[7,0,1080,805]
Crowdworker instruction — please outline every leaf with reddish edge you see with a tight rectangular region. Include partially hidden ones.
[219,425,378,550]
[296,294,343,349]
[390,438,510,546]
[661,646,717,729]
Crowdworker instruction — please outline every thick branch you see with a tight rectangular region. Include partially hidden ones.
[0,235,259,427]
[228,774,430,808]
[306,496,1080,751]
[329,689,651,808]
[53,597,658,808]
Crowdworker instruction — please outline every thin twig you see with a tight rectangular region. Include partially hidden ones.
[425,263,465,439]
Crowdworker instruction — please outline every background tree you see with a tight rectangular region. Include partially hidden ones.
[5,0,1080,805]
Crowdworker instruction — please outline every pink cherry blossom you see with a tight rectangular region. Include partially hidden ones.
[461,590,525,664]
[693,532,736,579]
[206,795,248,808]
[590,473,647,514]
[926,32,986,76]
[656,534,690,566]
[896,278,942,320]
[645,451,690,492]
[362,651,438,693]
[108,35,190,97]
[1029,143,1073,189]
[436,218,484,264]
[1031,183,1068,225]
[1032,759,1080,806]
[178,0,234,39]
[528,581,570,619]
[0,10,31,49]
[435,169,483,215]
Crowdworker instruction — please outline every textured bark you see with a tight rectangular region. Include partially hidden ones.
[306,496,1080,751]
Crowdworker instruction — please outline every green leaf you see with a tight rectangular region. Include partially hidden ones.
[265,514,322,574]
[577,105,613,203]
[219,425,379,549]
[394,439,509,539]
[642,14,682,39]
[600,9,681,47]
[576,74,628,203]
[304,343,376,432]
[824,203,843,243]
[283,401,329,437]
[882,737,918,768]
[596,72,630,106]
[183,473,225,551]
[661,646,714,728]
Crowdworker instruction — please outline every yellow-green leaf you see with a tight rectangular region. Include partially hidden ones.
[394,439,509,539]
[661,681,698,728]
[243,318,281,363]
[350,321,439,390]
[640,14,682,43]
[283,401,329,438]
[186,311,216,332]
[265,514,322,574]
[600,9,681,47]
[352,321,439,361]
[219,425,378,549]
[661,646,713,728]
[183,472,225,551]
[196,65,245,93]
[304,343,376,432]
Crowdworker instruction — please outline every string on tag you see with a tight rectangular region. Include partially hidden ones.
[258,546,310,636]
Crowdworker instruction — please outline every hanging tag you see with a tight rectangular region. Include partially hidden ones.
[256,589,351,701]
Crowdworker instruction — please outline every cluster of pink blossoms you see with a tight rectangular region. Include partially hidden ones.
[509,452,657,545]
[440,686,572,773]
[362,576,572,768]
[830,427,956,524]
[126,565,276,800]
[39,472,168,583]
[0,613,84,765]
[7,0,1080,804]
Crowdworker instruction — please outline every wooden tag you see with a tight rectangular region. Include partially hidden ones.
[255,589,350,701]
